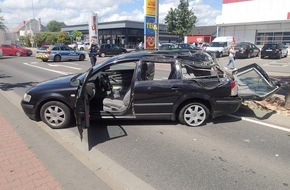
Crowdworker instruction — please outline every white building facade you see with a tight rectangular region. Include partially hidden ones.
[216,0,290,46]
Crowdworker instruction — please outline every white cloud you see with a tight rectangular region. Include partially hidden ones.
[0,0,221,30]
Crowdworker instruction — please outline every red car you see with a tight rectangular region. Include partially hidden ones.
[0,44,32,56]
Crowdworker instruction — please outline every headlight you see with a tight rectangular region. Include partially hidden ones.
[23,93,31,102]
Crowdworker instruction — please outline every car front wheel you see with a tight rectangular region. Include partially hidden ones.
[40,101,72,129]
[178,102,209,127]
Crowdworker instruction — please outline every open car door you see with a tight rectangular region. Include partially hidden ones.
[74,68,94,140]
[234,63,281,101]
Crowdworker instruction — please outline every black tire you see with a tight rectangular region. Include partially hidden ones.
[79,54,85,61]
[216,52,221,58]
[178,102,209,127]
[42,59,48,62]
[247,53,251,59]
[40,101,72,129]
[54,55,61,62]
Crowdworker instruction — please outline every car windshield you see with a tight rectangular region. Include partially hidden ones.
[211,42,227,47]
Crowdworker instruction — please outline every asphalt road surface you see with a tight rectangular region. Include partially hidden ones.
[1,54,290,190]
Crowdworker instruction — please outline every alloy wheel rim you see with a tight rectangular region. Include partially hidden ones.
[184,105,206,126]
[44,105,65,127]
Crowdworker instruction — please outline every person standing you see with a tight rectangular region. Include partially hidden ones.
[89,39,98,67]
[226,43,237,70]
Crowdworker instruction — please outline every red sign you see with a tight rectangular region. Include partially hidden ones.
[145,36,155,49]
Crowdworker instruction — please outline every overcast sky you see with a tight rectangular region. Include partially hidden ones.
[0,0,222,31]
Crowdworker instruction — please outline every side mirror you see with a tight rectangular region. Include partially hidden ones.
[70,78,81,87]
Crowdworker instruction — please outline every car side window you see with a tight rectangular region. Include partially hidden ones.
[138,62,177,81]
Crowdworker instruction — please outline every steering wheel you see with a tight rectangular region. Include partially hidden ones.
[100,73,112,92]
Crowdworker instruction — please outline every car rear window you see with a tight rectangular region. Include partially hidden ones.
[263,44,278,49]
[235,44,247,49]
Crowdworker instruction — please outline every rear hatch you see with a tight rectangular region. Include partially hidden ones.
[234,63,281,101]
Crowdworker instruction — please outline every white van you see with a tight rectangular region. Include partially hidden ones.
[206,36,235,58]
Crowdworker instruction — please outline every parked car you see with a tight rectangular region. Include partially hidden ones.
[36,45,86,62]
[158,43,176,50]
[206,36,235,58]
[68,42,89,51]
[0,44,32,56]
[261,42,288,59]
[98,44,127,57]
[234,42,260,59]
[198,42,211,50]
[21,51,280,137]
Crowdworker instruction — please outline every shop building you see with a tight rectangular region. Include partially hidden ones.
[217,0,290,46]
[61,20,178,48]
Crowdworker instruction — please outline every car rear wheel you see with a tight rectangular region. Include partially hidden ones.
[40,101,72,129]
[79,54,85,61]
[178,102,209,127]
[54,55,61,62]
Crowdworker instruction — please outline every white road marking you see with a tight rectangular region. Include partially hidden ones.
[229,114,290,132]
[47,63,82,70]
[23,62,72,75]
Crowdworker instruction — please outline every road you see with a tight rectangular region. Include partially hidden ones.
[1,54,290,190]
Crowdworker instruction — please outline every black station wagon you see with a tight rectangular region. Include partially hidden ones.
[21,51,280,136]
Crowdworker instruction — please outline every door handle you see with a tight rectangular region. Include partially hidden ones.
[171,87,180,91]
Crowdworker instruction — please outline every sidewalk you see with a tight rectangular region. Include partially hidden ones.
[0,114,62,190]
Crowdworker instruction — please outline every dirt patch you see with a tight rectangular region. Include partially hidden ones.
[242,95,290,116]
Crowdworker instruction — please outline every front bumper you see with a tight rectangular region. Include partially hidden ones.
[21,100,40,121]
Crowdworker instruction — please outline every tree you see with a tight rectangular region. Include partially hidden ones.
[46,33,58,45]
[72,30,84,41]
[57,32,70,45]
[165,0,197,42]
[46,20,66,32]
[0,9,7,31]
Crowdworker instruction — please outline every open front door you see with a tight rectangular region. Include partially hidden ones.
[75,68,93,140]
[234,63,281,101]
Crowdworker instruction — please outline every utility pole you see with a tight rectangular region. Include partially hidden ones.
[154,0,159,49]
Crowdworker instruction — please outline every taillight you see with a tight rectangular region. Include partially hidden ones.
[230,81,238,96]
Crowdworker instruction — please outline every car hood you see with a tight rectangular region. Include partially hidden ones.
[28,74,78,93]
